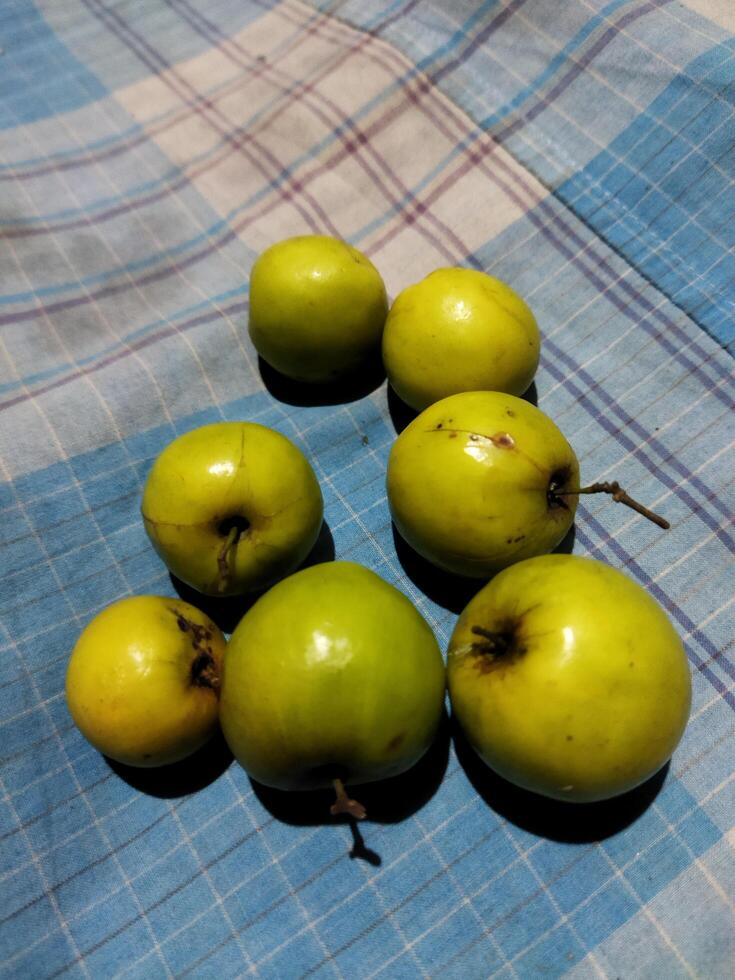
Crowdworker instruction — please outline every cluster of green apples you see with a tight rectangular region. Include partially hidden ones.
[65,235,691,813]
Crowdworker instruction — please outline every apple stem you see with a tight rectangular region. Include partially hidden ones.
[330,778,366,820]
[557,481,669,530]
[217,525,240,592]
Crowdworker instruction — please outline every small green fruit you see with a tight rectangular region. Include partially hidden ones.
[142,422,323,596]
[219,562,446,794]
[448,555,692,802]
[248,235,388,382]
[382,267,540,411]
[66,596,225,767]
[387,391,578,578]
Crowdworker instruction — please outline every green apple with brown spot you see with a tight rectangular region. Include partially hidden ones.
[387,391,668,579]
[448,555,691,802]
[66,595,226,767]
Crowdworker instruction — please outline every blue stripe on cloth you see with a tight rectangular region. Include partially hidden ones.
[557,41,735,353]
[0,1,107,129]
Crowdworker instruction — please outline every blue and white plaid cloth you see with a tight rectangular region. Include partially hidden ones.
[1,1,733,976]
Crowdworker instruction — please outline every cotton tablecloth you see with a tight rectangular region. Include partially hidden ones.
[1,1,734,977]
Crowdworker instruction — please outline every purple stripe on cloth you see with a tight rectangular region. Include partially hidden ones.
[0,302,248,412]
[0,0,422,185]
[165,0,468,262]
[541,341,734,535]
[0,227,239,327]
[83,0,341,238]
[489,0,672,138]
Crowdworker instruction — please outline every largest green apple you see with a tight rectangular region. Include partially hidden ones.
[448,555,691,802]
[142,422,323,596]
[387,391,579,578]
[219,561,446,793]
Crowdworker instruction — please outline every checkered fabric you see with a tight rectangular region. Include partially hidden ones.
[1,1,734,977]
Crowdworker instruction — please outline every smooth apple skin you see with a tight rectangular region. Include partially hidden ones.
[219,562,446,791]
[142,422,323,596]
[65,596,226,767]
[248,235,388,383]
[383,268,540,411]
[448,555,692,802]
[387,391,579,579]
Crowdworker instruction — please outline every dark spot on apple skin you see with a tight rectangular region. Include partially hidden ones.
[436,422,443,429]
[449,432,458,439]
[469,434,479,442]
[387,733,405,752]
[629,662,635,668]
[172,610,219,693]
[506,409,516,417]
[492,432,515,449]
[513,535,525,543]
[566,735,574,742]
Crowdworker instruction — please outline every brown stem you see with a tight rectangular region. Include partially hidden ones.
[216,525,240,592]
[556,481,669,530]
[330,778,366,820]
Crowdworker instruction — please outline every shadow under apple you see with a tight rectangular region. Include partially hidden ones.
[258,354,385,407]
[105,730,233,799]
[251,709,451,831]
[553,522,576,556]
[452,717,668,843]
[521,380,538,407]
[387,384,418,434]
[387,380,539,435]
[392,524,482,614]
[392,519,576,617]
[169,521,336,634]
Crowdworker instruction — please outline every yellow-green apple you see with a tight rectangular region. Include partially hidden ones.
[248,235,388,382]
[387,391,579,578]
[448,555,691,802]
[382,268,540,411]
[66,595,226,767]
[142,422,323,596]
[219,561,445,815]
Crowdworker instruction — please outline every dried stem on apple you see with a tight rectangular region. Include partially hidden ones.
[557,481,669,530]
[216,525,240,592]
[330,778,367,820]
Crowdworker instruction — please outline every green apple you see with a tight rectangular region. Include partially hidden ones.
[219,561,445,810]
[66,595,226,767]
[383,268,540,411]
[248,235,388,383]
[387,391,579,578]
[448,555,691,802]
[142,422,323,596]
